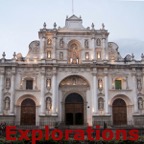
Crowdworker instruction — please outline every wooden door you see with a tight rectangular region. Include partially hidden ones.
[113,98,127,125]
[65,93,84,125]
[21,99,36,125]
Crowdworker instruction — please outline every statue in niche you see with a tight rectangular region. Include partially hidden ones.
[138,98,143,110]
[96,39,101,46]
[5,97,10,110]
[47,39,52,45]
[70,44,79,64]
[59,52,63,60]
[46,79,51,88]
[98,98,104,110]
[98,79,103,91]
[84,39,89,48]
[137,77,142,91]
[6,78,11,89]
[60,38,64,48]
[46,97,52,111]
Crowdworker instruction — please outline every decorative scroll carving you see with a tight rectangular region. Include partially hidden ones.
[108,42,122,61]
[26,40,40,60]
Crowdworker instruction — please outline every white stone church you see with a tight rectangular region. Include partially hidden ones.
[0,15,144,128]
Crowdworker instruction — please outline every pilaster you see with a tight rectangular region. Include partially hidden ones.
[10,67,16,115]
[104,68,109,114]
[92,68,98,114]
[40,67,45,115]
[0,68,5,115]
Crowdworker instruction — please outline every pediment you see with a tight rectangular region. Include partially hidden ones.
[64,15,85,30]
[67,15,82,21]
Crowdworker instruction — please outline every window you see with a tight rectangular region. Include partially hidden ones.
[26,80,33,90]
[115,80,122,89]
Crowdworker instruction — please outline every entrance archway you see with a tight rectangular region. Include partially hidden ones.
[65,93,84,125]
[21,98,36,125]
[112,98,127,125]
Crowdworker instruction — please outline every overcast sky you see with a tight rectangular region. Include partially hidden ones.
[0,0,144,58]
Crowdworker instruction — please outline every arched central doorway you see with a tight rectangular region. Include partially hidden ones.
[112,98,127,125]
[65,93,84,125]
[21,98,36,125]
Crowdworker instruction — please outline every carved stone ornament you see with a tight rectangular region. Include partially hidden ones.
[60,76,89,87]
[26,40,40,60]
[108,42,122,61]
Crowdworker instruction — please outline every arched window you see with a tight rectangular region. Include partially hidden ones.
[115,79,122,90]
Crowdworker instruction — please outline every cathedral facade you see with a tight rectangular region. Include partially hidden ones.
[0,15,144,128]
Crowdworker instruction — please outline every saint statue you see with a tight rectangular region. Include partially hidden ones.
[138,98,143,110]
[84,40,89,48]
[60,38,64,48]
[5,97,10,110]
[98,98,104,110]
[137,77,142,91]
[70,44,79,64]
[6,78,11,89]
[46,97,52,111]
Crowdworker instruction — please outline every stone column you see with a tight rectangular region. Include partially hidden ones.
[40,67,45,115]
[132,69,138,113]
[91,35,96,61]
[52,69,57,115]
[92,68,98,114]
[104,69,109,114]
[0,71,4,115]
[10,68,16,114]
